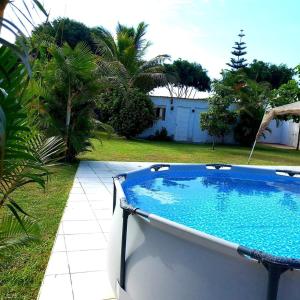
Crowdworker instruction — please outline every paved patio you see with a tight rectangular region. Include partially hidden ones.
[38,161,151,300]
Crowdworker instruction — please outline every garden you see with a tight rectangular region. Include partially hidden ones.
[0,1,300,299]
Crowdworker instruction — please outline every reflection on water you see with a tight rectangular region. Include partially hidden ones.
[130,185,177,205]
[279,193,298,212]
[125,174,300,258]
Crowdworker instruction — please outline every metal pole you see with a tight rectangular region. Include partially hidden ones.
[112,178,117,214]
[247,139,257,164]
[120,210,129,290]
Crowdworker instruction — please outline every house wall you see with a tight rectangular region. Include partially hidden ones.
[141,96,298,147]
[259,119,299,147]
[140,96,235,144]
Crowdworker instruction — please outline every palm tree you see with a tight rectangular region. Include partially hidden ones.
[39,42,103,162]
[93,22,169,92]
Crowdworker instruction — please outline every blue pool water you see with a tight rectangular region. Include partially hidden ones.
[124,174,300,259]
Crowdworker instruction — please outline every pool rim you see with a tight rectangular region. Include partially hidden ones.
[112,163,300,300]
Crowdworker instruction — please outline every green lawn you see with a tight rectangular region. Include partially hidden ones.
[80,133,300,166]
[0,164,77,300]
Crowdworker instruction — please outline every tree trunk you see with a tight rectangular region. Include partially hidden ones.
[65,80,72,160]
[212,137,215,150]
[297,123,300,151]
[0,0,9,33]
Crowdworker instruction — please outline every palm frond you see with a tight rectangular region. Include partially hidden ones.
[0,214,40,252]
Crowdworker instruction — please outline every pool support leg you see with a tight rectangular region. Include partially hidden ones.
[120,209,129,290]
[263,262,289,300]
[113,178,117,213]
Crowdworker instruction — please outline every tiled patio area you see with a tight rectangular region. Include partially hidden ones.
[38,161,151,300]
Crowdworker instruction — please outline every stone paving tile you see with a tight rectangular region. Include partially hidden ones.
[63,220,101,235]
[64,233,107,251]
[38,274,73,300]
[68,249,107,273]
[71,271,115,300]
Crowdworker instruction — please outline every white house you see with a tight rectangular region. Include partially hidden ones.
[140,96,234,143]
[140,95,299,148]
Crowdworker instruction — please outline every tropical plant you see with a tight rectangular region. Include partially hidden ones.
[0,46,65,250]
[0,0,48,73]
[93,22,169,92]
[37,42,102,162]
[33,17,98,52]
[164,59,211,98]
[99,87,155,138]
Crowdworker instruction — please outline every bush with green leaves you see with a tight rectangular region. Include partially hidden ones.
[201,87,237,149]
[99,88,155,138]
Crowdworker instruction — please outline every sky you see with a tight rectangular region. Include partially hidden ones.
[2,0,300,94]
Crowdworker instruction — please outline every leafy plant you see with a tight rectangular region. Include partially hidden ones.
[100,88,155,138]
[33,17,97,51]
[38,42,102,162]
[94,22,169,92]
[201,81,237,149]
[164,59,211,98]
[0,46,65,249]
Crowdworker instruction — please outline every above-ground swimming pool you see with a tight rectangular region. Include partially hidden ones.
[108,164,300,300]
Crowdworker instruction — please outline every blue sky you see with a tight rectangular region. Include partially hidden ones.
[3,0,300,80]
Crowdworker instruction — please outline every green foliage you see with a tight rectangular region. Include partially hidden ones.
[270,80,300,117]
[227,30,248,70]
[201,81,237,149]
[0,164,76,299]
[99,88,155,138]
[245,60,294,89]
[148,127,173,141]
[33,18,97,51]
[38,42,101,162]
[165,59,211,98]
[0,215,40,252]
[0,46,65,249]
[94,22,169,92]
[211,69,272,145]
[0,0,48,74]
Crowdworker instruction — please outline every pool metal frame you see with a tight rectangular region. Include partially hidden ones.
[112,164,300,300]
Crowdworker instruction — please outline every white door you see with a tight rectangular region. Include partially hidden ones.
[175,107,190,141]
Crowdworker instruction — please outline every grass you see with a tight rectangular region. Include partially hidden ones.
[0,164,77,300]
[80,132,300,166]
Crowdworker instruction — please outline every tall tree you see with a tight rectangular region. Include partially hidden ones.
[32,18,97,51]
[227,29,248,70]
[245,60,294,89]
[164,59,211,98]
[93,22,169,92]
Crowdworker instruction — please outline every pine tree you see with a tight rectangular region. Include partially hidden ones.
[227,30,248,70]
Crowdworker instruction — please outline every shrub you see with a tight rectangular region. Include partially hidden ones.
[234,110,264,146]
[100,88,155,138]
[148,127,173,141]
